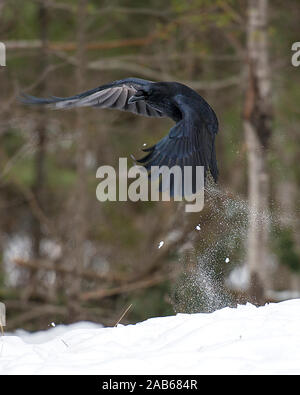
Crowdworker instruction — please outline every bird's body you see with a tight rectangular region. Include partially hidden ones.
[21,78,219,194]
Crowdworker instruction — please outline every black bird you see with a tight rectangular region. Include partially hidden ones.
[20,78,219,194]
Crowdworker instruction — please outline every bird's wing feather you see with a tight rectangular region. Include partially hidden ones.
[19,78,164,118]
[135,94,218,194]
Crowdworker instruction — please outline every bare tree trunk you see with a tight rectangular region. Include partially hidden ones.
[244,0,273,304]
[65,0,88,321]
[275,176,300,293]
[24,0,49,300]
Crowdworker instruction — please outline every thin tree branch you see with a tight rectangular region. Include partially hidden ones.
[80,272,178,302]
[6,305,67,330]
[31,0,172,19]
[13,257,123,283]
[5,36,154,51]
[55,52,244,91]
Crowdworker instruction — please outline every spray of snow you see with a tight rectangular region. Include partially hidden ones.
[174,179,280,313]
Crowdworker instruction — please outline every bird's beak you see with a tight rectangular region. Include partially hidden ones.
[128,93,145,104]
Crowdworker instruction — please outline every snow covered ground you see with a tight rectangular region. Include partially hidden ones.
[1,299,300,375]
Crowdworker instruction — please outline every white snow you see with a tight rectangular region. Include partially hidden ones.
[1,299,300,375]
[158,240,164,249]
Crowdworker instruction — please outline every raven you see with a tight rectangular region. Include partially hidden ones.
[20,78,219,194]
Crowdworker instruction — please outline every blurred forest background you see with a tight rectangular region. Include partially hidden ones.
[0,0,300,331]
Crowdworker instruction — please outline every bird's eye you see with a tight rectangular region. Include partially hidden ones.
[135,90,146,98]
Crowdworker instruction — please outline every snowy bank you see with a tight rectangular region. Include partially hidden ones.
[1,299,300,375]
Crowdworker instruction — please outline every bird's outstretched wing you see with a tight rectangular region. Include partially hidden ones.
[19,78,164,118]
[134,94,218,194]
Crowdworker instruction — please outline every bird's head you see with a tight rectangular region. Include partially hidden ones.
[128,82,179,120]
[128,86,151,104]
[128,83,167,105]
